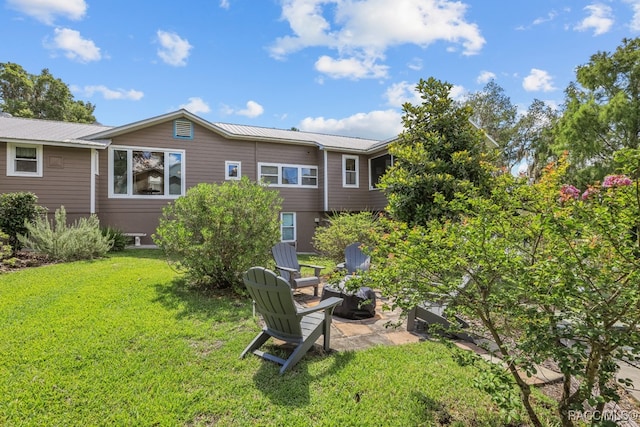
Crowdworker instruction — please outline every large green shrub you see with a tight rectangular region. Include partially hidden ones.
[312,212,383,263]
[0,192,45,252]
[19,206,112,261]
[153,178,282,291]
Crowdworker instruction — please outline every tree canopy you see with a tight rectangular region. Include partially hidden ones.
[554,37,640,185]
[464,80,518,168]
[379,77,495,226]
[0,62,96,123]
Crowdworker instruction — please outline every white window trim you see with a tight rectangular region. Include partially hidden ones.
[342,154,359,188]
[258,162,318,188]
[108,145,186,199]
[369,153,393,190]
[280,212,296,242]
[225,161,241,180]
[7,143,43,177]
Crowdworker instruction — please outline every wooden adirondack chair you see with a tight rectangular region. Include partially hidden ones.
[271,242,324,296]
[241,267,343,374]
[340,242,371,274]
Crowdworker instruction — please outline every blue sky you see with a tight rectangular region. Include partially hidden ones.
[1,0,639,140]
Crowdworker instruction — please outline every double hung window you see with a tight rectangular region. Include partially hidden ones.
[281,212,296,242]
[7,143,42,177]
[342,155,359,187]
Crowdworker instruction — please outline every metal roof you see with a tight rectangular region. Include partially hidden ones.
[0,116,112,148]
[213,122,383,151]
[0,110,390,153]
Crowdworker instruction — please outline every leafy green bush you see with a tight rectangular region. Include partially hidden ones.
[153,177,282,291]
[101,227,128,252]
[19,206,112,261]
[312,212,383,263]
[0,231,15,267]
[0,192,45,252]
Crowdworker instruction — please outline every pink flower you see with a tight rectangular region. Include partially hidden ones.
[581,186,599,200]
[560,184,581,202]
[602,175,632,188]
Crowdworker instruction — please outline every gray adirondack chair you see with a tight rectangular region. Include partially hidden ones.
[271,242,324,296]
[339,242,371,274]
[241,267,343,374]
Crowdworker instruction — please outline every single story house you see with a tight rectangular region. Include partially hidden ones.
[0,109,394,252]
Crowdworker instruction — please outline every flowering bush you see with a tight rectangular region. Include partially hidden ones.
[559,184,580,201]
[366,159,640,426]
[602,174,632,188]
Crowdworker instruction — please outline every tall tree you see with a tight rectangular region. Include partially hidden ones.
[379,77,495,226]
[514,99,559,181]
[554,37,640,185]
[0,62,96,123]
[464,80,518,169]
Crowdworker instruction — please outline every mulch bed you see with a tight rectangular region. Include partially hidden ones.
[0,250,54,273]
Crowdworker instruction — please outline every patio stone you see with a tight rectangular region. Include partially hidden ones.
[297,282,567,387]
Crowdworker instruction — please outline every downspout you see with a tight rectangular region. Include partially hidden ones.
[90,148,97,214]
[322,147,328,212]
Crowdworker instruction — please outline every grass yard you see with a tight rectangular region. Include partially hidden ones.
[0,250,555,426]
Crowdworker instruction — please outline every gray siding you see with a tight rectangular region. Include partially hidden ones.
[255,141,322,212]
[1,117,388,252]
[0,142,92,216]
[97,121,259,244]
[326,151,371,211]
[95,120,326,249]
[367,189,387,211]
[295,211,322,253]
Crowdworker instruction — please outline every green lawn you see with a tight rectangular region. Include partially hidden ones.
[0,250,553,426]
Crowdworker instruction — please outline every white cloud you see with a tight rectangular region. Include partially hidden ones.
[623,0,640,31]
[407,58,423,71]
[385,80,466,107]
[476,71,496,84]
[522,68,556,92]
[7,0,86,25]
[270,0,485,80]
[298,110,402,140]
[220,100,264,118]
[532,10,558,26]
[156,30,193,66]
[384,81,422,107]
[78,85,143,100]
[299,110,403,140]
[180,97,211,115]
[237,100,264,118]
[574,3,614,35]
[46,28,101,62]
[220,0,230,9]
[315,55,388,79]
[449,84,467,101]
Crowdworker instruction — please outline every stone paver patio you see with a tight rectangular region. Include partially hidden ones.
[294,285,421,352]
[293,283,567,388]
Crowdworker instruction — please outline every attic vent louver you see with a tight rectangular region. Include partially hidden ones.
[174,120,193,139]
